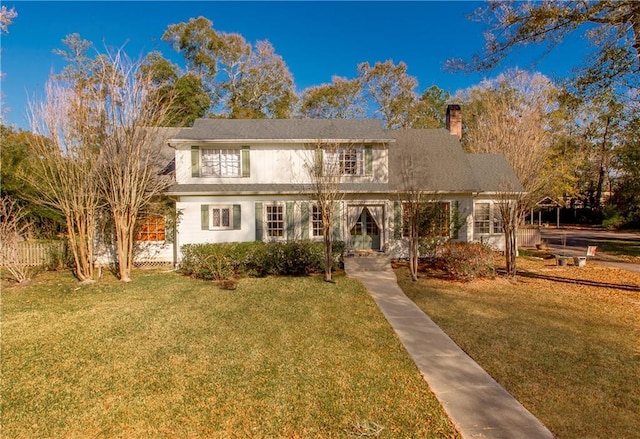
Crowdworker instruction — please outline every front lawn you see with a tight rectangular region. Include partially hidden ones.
[396,258,640,439]
[1,270,459,438]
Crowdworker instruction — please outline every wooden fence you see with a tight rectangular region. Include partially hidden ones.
[517,227,541,247]
[6,241,66,267]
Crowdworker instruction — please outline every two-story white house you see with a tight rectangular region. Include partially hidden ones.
[150,109,523,265]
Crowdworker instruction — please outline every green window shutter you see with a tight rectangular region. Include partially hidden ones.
[394,201,402,239]
[301,202,309,238]
[332,203,341,240]
[191,146,200,177]
[365,145,373,176]
[201,204,209,230]
[286,202,294,240]
[315,148,323,176]
[233,205,241,230]
[241,146,250,177]
[255,202,263,241]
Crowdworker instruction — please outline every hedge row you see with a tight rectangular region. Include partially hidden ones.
[180,241,345,281]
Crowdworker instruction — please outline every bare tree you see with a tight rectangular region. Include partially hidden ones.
[0,196,32,283]
[458,70,555,276]
[29,38,174,282]
[304,141,345,282]
[28,79,103,282]
[397,153,428,281]
[94,50,174,282]
[396,151,451,281]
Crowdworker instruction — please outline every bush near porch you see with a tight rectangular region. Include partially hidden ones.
[180,241,346,280]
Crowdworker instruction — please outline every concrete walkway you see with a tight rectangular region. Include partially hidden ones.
[344,256,555,439]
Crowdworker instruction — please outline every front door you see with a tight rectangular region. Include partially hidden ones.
[350,207,381,251]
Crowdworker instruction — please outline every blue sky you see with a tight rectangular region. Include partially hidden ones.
[1,1,590,129]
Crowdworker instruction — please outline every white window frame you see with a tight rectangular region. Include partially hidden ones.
[474,202,502,236]
[201,149,241,177]
[311,204,323,238]
[324,147,364,176]
[209,205,233,230]
[265,203,285,239]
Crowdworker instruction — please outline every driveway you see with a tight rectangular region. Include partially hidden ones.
[539,227,640,272]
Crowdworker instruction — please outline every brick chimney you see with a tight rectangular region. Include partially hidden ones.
[446,104,462,140]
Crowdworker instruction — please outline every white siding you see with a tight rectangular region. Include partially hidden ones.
[174,143,389,185]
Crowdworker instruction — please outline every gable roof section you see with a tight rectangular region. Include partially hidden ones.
[388,129,482,193]
[171,118,393,143]
[467,154,525,193]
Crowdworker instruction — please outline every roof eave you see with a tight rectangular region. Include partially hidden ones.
[167,138,395,145]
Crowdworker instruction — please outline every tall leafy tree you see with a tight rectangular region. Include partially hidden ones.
[0,125,64,237]
[163,17,296,118]
[142,52,210,126]
[610,111,640,226]
[412,85,450,129]
[358,60,420,129]
[448,1,640,95]
[299,76,365,119]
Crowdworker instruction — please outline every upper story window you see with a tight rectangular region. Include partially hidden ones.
[325,147,365,176]
[201,149,241,177]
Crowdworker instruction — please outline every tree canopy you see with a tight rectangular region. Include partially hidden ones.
[162,17,296,118]
[448,1,640,96]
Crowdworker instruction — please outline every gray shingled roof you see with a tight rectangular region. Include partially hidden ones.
[467,154,525,192]
[166,183,390,196]
[388,129,483,192]
[173,118,392,142]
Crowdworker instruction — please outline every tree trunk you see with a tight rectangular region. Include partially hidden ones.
[324,234,333,282]
[504,225,517,278]
[409,235,419,281]
[114,217,132,282]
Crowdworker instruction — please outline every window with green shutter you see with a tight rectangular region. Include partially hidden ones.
[201,204,241,230]
[190,146,250,178]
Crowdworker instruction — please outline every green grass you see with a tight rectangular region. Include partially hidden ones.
[396,264,640,439]
[1,270,459,438]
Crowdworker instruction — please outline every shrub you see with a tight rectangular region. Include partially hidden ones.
[180,243,236,281]
[180,240,345,281]
[436,242,495,282]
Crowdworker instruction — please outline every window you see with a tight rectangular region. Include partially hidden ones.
[474,202,503,235]
[202,204,240,231]
[136,215,166,242]
[474,202,491,234]
[211,207,232,229]
[265,205,284,238]
[201,149,241,176]
[325,147,364,176]
[402,202,450,238]
[493,204,504,234]
[311,205,323,237]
